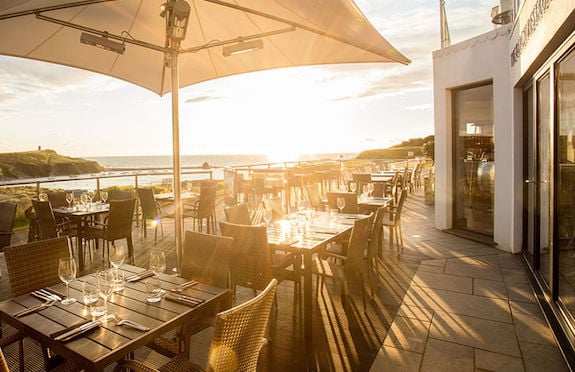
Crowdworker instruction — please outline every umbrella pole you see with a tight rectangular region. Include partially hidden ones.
[171,48,183,274]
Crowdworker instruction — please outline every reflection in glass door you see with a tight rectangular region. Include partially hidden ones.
[537,73,552,288]
[524,85,537,267]
[557,48,575,316]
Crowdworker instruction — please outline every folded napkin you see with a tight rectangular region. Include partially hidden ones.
[126,270,155,282]
[164,293,205,307]
[51,320,100,342]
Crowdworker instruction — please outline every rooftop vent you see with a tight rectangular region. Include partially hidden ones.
[491,0,514,25]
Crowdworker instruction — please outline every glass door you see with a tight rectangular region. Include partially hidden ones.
[556,48,575,316]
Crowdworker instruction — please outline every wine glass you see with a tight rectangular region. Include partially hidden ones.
[86,190,95,205]
[96,270,115,321]
[367,182,375,197]
[336,197,346,214]
[80,192,88,210]
[100,191,108,203]
[150,250,166,276]
[58,257,77,305]
[349,182,357,194]
[109,245,125,271]
[65,192,74,210]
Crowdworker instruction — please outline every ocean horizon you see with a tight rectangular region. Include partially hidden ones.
[85,153,358,169]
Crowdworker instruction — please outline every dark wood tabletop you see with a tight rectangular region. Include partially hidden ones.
[0,264,231,371]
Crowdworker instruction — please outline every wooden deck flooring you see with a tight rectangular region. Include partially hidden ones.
[0,189,434,371]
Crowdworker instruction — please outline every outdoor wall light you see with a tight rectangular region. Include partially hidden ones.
[223,39,264,57]
[80,32,125,54]
[160,0,191,41]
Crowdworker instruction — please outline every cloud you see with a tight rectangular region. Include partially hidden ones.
[184,95,221,104]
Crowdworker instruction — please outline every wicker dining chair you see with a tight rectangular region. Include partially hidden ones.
[314,213,374,313]
[219,221,302,318]
[182,185,217,234]
[3,236,75,371]
[0,202,17,252]
[31,199,73,241]
[85,198,136,262]
[382,187,408,252]
[153,231,235,357]
[114,279,278,372]
[326,192,359,214]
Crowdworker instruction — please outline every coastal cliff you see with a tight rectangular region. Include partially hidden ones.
[0,149,104,180]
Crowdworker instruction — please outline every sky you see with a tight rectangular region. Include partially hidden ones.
[0,0,497,159]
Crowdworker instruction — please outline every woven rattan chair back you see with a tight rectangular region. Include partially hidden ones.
[0,202,17,250]
[219,221,273,292]
[326,192,358,214]
[4,236,72,297]
[32,199,59,240]
[104,198,136,241]
[196,186,217,219]
[137,188,160,221]
[207,279,277,372]
[224,203,252,225]
[108,190,133,201]
[181,231,233,289]
[46,191,68,208]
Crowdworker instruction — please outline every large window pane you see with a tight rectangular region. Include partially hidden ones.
[557,48,575,315]
[538,74,552,287]
[453,84,494,235]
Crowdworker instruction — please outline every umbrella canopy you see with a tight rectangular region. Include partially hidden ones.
[0,0,409,95]
[0,0,409,271]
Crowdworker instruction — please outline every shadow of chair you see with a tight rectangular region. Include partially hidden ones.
[367,206,387,294]
[382,188,408,252]
[223,203,252,225]
[85,198,136,263]
[326,192,359,214]
[31,200,73,241]
[114,279,277,372]
[219,221,301,317]
[0,202,17,252]
[314,213,374,313]
[4,236,76,371]
[183,185,217,234]
[136,188,165,242]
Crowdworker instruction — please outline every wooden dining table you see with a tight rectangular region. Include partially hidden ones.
[0,264,231,371]
[266,211,368,365]
[53,204,110,272]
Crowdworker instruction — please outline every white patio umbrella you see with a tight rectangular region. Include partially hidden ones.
[0,0,410,271]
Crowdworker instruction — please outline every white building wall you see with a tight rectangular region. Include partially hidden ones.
[433,27,515,252]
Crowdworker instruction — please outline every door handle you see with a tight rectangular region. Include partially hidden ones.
[525,179,536,184]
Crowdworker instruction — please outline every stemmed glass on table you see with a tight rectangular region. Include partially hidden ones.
[96,270,115,321]
[367,182,375,198]
[349,182,357,194]
[109,245,125,292]
[336,197,346,214]
[58,257,77,305]
[65,192,74,210]
[150,250,166,294]
[263,207,273,228]
[100,191,108,204]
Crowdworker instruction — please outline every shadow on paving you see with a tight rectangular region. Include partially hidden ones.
[0,188,476,371]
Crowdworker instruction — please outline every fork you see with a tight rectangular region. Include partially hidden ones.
[111,315,150,331]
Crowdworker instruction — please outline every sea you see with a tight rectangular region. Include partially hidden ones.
[37,153,357,192]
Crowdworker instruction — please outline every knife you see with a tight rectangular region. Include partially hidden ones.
[13,300,56,318]
[170,280,198,292]
[54,321,100,342]
[38,289,62,302]
[126,270,154,282]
